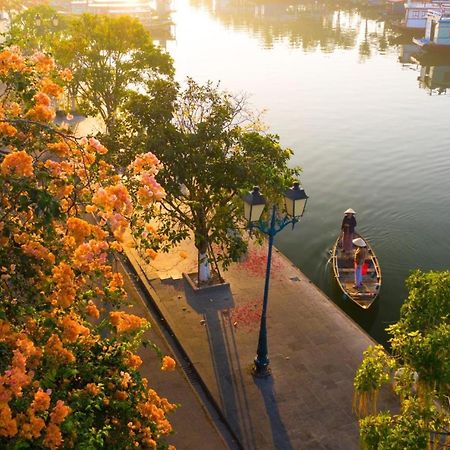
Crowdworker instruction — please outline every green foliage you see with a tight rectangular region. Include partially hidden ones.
[360,406,431,450]
[353,346,395,416]
[355,270,450,449]
[52,14,174,137]
[390,270,450,392]
[5,5,65,53]
[124,78,301,271]
[403,270,450,330]
[354,345,395,394]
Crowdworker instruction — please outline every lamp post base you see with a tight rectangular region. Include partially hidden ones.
[252,358,271,378]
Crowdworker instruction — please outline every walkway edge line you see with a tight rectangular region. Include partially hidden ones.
[123,247,244,450]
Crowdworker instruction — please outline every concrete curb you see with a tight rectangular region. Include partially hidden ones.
[182,272,231,292]
[123,247,244,450]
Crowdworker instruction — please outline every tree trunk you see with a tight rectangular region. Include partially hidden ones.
[106,115,115,138]
[198,250,210,283]
[196,235,211,283]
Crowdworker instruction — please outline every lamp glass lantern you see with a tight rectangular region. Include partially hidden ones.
[52,15,59,27]
[284,182,308,218]
[243,186,266,222]
[35,14,42,27]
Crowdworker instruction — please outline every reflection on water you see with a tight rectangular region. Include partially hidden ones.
[417,63,450,95]
[191,0,403,54]
[167,0,450,347]
[199,0,359,51]
[412,54,450,95]
[397,43,450,94]
[54,0,175,44]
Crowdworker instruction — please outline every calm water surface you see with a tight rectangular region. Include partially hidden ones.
[166,0,450,346]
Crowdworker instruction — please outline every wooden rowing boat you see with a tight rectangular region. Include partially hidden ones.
[331,232,382,309]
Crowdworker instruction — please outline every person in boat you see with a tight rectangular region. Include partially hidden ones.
[353,237,367,289]
[341,208,357,253]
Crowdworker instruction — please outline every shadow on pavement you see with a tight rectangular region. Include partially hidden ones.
[254,376,294,450]
[185,283,258,449]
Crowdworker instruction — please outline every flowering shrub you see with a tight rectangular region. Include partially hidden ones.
[0,46,175,449]
[354,270,450,449]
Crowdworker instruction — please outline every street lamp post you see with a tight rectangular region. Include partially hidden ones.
[243,182,308,377]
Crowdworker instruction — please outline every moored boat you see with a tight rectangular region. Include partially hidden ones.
[390,0,450,33]
[331,233,381,309]
[413,11,450,53]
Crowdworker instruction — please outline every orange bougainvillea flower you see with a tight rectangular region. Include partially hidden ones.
[50,400,71,425]
[6,102,21,116]
[43,423,63,450]
[60,315,90,343]
[109,311,147,334]
[66,217,92,244]
[114,391,128,401]
[25,104,56,123]
[87,137,108,155]
[0,403,18,437]
[125,352,143,369]
[145,248,157,260]
[128,152,161,175]
[47,141,70,157]
[21,241,55,265]
[85,383,101,396]
[108,272,124,291]
[92,184,133,215]
[33,92,51,107]
[32,52,56,74]
[0,47,26,75]
[31,389,51,413]
[27,414,45,438]
[0,122,17,136]
[161,356,176,372]
[109,241,123,252]
[0,47,177,450]
[108,213,129,241]
[58,68,73,82]
[39,77,63,98]
[51,262,76,308]
[86,300,100,319]
[72,240,109,272]
[141,173,165,199]
[45,334,75,364]
[1,150,33,177]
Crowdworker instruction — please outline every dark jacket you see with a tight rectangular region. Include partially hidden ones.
[341,215,356,233]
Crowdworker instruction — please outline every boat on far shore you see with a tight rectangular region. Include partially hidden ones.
[389,0,450,34]
[331,232,382,309]
[413,11,450,53]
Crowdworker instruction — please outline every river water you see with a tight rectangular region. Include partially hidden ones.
[165,0,450,346]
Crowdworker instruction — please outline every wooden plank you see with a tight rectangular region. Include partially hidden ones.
[339,268,376,273]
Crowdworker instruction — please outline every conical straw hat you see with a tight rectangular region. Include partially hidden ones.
[352,238,366,247]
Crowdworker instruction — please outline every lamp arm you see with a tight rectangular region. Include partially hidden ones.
[249,221,270,235]
[275,215,299,234]
[249,214,298,237]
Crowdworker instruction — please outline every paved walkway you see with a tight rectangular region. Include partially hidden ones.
[115,257,230,450]
[125,239,396,449]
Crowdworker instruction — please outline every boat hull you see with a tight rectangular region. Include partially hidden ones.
[331,233,382,309]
